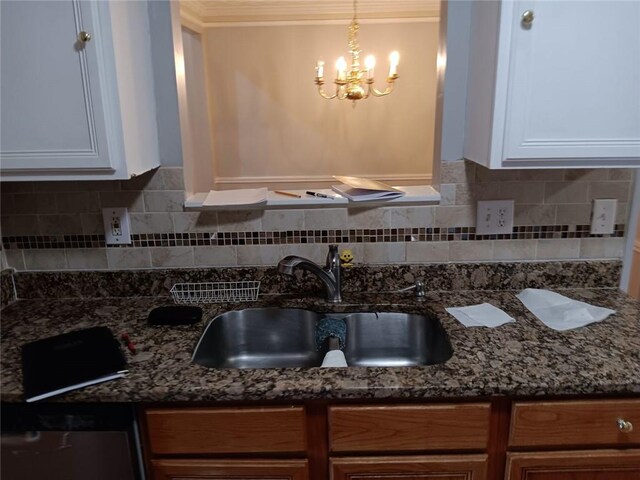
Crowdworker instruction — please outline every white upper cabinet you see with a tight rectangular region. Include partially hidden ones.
[464,0,640,169]
[0,0,160,181]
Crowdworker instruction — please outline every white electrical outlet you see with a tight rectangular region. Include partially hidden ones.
[590,199,617,234]
[476,200,514,235]
[102,207,132,245]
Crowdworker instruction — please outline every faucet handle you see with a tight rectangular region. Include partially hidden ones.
[397,281,426,298]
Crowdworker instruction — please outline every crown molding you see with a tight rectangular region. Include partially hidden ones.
[180,0,440,24]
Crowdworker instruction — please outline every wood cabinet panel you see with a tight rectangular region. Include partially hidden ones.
[510,400,640,448]
[329,403,491,453]
[331,454,488,480]
[506,450,640,480]
[145,406,306,455]
[151,459,309,480]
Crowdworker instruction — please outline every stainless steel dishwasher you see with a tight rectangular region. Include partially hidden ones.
[1,403,144,480]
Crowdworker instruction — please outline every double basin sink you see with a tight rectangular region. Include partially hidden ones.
[193,308,453,368]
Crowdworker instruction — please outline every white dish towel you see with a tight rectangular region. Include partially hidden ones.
[321,350,348,367]
[445,303,515,328]
[516,288,616,331]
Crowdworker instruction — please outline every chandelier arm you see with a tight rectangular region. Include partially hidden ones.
[370,81,396,97]
[317,84,338,100]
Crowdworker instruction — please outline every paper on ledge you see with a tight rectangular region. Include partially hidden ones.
[203,188,267,207]
[333,176,403,193]
[331,176,405,202]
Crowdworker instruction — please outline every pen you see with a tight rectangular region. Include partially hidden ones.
[306,191,335,199]
[274,190,302,198]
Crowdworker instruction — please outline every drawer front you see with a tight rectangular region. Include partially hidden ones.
[331,454,488,480]
[510,399,640,448]
[145,406,306,454]
[152,459,309,480]
[329,403,491,453]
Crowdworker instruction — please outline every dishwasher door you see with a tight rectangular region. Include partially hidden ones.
[1,403,143,480]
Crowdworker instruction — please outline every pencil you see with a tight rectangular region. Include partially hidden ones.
[274,190,302,198]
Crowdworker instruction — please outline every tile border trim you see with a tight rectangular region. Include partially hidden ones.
[1,224,625,250]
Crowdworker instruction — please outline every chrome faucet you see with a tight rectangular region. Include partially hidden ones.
[278,244,342,302]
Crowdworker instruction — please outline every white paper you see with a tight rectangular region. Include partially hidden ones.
[321,350,348,367]
[203,188,267,207]
[516,288,616,331]
[445,303,516,328]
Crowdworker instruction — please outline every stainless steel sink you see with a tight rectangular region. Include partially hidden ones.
[342,312,453,367]
[192,308,328,368]
[193,308,452,369]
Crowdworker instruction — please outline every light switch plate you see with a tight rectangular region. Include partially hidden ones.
[102,207,132,245]
[590,199,617,234]
[476,200,514,235]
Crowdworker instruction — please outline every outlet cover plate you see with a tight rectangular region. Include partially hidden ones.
[102,207,132,245]
[590,199,617,234]
[476,200,514,235]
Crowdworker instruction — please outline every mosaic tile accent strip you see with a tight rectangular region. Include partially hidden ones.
[0,224,626,250]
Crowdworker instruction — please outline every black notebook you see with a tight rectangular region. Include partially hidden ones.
[22,326,128,402]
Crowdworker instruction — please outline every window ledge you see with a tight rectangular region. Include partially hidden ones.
[184,186,441,210]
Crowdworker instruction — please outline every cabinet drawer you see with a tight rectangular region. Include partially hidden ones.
[331,454,488,480]
[152,459,309,480]
[509,400,640,448]
[329,403,491,453]
[145,406,306,454]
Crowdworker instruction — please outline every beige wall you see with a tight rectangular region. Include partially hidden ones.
[199,20,438,187]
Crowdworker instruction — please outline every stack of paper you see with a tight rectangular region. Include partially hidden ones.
[332,176,405,202]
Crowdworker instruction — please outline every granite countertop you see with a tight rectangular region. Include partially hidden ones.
[1,288,639,403]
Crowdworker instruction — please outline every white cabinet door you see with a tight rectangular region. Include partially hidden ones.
[464,0,640,169]
[0,0,114,174]
[503,0,640,165]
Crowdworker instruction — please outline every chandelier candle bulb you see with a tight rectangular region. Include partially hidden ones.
[389,51,400,77]
[336,56,347,81]
[365,55,375,79]
[316,60,324,79]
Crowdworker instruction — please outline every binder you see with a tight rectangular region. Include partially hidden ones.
[21,326,127,402]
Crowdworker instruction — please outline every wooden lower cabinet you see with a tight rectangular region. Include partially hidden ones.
[330,454,488,480]
[142,398,640,480]
[151,459,309,480]
[506,450,640,480]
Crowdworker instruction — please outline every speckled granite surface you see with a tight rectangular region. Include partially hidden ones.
[12,260,622,299]
[1,269,15,309]
[1,288,638,403]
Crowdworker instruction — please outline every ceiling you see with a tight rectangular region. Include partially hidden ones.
[180,0,441,24]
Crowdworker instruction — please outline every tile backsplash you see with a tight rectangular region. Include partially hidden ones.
[0,162,633,271]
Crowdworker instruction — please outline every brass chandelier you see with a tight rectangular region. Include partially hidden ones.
[314,0,399,103]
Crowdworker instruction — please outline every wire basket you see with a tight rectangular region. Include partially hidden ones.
[170,281,260,304]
